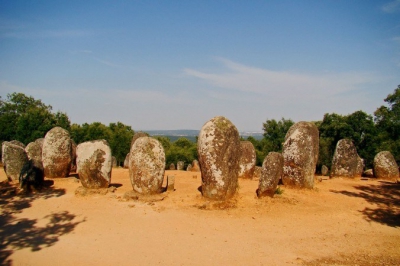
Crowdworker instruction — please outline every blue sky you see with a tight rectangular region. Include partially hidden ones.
[1,1,399,131]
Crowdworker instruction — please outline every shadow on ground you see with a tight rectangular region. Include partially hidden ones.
[0,181,86,265]
[330,181,400,227]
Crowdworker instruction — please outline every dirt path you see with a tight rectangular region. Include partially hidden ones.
[1,168,399,265]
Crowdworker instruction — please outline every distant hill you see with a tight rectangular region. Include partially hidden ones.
[143,129,263,142]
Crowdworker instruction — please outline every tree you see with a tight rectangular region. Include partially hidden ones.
[0,93,71,144]
[108,122,134,166]
[374,85,400,163]
[262,118,294,152]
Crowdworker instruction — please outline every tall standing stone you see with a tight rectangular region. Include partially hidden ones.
[257,152,283,197]
[177,161,185,170]
[330,139,359,178]
[2,141,29,182]
[76,140,112,188]
[238,141,256,179]
[130,132,149,148]
[282,121,319,188]
[129,137,165,194]
[373,151,399,181]
[42,127,72,178]
[191,160,201,172]
[197,116,241,200]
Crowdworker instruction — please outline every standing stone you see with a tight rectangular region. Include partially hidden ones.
[253,166,262,180]
[238,141,256,179]
[130,131,149,148]
[257,152,283,197]
[373,151,399,181]
[70,140,77,172]
[177,161,185,171]
[2,141,29,182]
[42,127,72,178]
[129,137,165,194]
[76,140,112,188]
[355,156,364,178]
[2,140,24,165]
[191,160,201,172]
[321,165,329,176]
[169,163,175,170]
[112,156,117,168]
[123,153,130,168]
[282,121,319,188]
[25,141,44,171]
[197,116,241,200]
[330,139,359,178]
[186,164,193,171]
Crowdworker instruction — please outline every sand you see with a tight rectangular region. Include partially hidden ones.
[1,168,399,266]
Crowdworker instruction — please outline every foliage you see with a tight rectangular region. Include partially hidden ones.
[262,118,294,153]
[155,136,197,169]
[0,92,71,144]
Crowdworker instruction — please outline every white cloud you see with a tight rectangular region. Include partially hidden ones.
[183,58,380,101]
[382,0,400,13]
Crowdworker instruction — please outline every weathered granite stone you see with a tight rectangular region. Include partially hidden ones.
[373,151,399,181]
[112,156,117,168]
[257,152,283,197]
[42,127,72,178]
[123,153,130,168]
[25,141,43,171]
[355,156,364,178]
[321,165,329,176]
[177,161,185,171]
[191,160,201,172]
[169,163,175,170]
[76,140,112,189]
[197,116,241,200]
[129,137,165,194]
[2,140,24,165]
[186,164,192,171]
[2,141,29,182]
[130,131,149,148]
[253,166,262,180]
[238,141,256,179]
[282,121,319,188]
[330,139,359,178]
[70,140,77,172]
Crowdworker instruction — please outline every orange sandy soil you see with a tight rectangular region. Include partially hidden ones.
[1,168,399,266]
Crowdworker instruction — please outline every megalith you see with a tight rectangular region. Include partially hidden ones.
[238,141,256,179]
[129,137,165,194]
[76,140,112,188]
[191,160,201,172]
[25,140,43,171]
[42,127,72,178]
[123,153,130,168]
[321,165,329,176]
[257,152,283,198]
[130,131,149,148]
[197,116,241,200]
[282,121,319,188]
[2,141,29,182]
[177,161,185,170]
[373,151,399,181]
[330,139,359,178]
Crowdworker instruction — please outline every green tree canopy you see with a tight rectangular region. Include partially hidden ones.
[262,118,294,152]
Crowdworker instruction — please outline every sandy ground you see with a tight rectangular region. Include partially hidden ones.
[1,168,399,266]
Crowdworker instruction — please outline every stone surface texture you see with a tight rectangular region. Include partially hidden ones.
[197,116,241,200]
[330,139,359,178]
[282,121,319,188]
[129,137,165,194]
[373,151,399,181]
[25,140,43,171]
[76,140,112,188]
[257,152,283,197]
[42,127,72,178]
[2,141,29,181]
[238,141,256,179]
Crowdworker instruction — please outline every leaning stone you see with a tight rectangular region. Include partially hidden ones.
[197,116,241,200]
[76,140,112,189]
[2,142,29,182]
[330,139,359,178]
[257,152,283,197]
[129,137,165,194]
[321,165,329,176]
[373,151,399,181]
[282,121,319,188]
[238,141,256,179]
[177,161,185,170]
[42,127,72,178]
